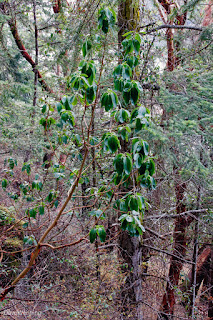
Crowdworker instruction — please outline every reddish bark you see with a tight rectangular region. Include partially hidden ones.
[189,246,211,280]
[208,247,213,319]
[157,3,193,316]
[180,246,212,314]
[158,0,171,14]
[157,3,193,313]
[202,0,213,26]
[176,0,188,26]
[159,180,194,319]
[8,19,53,94]
[157,0,187,71]
[53,0,61,13]
[0,286,15,301]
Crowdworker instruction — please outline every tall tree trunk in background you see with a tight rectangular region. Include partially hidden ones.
[159,175,193,319]
[208,245,213,319]
[118,0,140,47]
[53,0,61,13]
[156,0,188,71]
[202,0,213,27]
[157,1,196,318]
[117,2,143,319]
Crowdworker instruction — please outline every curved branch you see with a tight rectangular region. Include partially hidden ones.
[8,19,53,94]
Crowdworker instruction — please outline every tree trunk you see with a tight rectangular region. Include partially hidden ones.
[208,245,213,319]
[156,2,195,317]
[117,2,144,319]
[8,19,53,94]
[118,0,140,46]
[159,174,193,319]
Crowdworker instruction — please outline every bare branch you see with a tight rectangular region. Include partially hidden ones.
[143,24,203,34]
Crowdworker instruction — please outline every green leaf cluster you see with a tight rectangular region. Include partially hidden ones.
[98,8,116,34]
[89,225,106,243]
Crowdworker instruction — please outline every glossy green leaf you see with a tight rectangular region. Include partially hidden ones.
[96,225,106,242]
[113,64,122,78]
[23,236,29,243]
[126,56,139,68]
[89,228,97,243]
[126,215,133,222]
[107,135,120,153]
[115,109,130,123]
[22,164,31,175]
[148,159,155,176]
[98,8,116,33]
[134,153,142,168]
[113,154,124,175]
[135,33,141,44]
[101,91,118,111]
[41,104,47,113]
[123,91,131,104]
[79,60,96,85]
[86,84,97,104]
[129,196,139,211]
[132,140,142,154]
[114,78,124,91]
[110,91,118,108]
[2,179,7,189]
[130,87,139,105]
[29,208,37,218]
[133,39,140,54]
[56,103,63,113]
[39,206,45,215]
[22,222,28,228]
[119,200,128,213]
[82,40,92,57]
[123,153,132,175]
[121,218,128,231]
[122,63,132,80]
[142,141,149,156]
[32,181,37,189]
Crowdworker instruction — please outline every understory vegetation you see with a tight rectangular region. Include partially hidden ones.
[0,1,212,319]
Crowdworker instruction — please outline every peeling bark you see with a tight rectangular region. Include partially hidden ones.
[157,0,187,71]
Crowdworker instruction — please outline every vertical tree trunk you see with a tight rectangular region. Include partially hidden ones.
[117,2,143,319]
[208,245,213,319]
[166,28,175,71]
[159,177,191,319]
[202,0,213,27]
[118,0,140,46]
[156,2,197,317]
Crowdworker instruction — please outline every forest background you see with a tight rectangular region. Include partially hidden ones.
[0,0,212,319]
